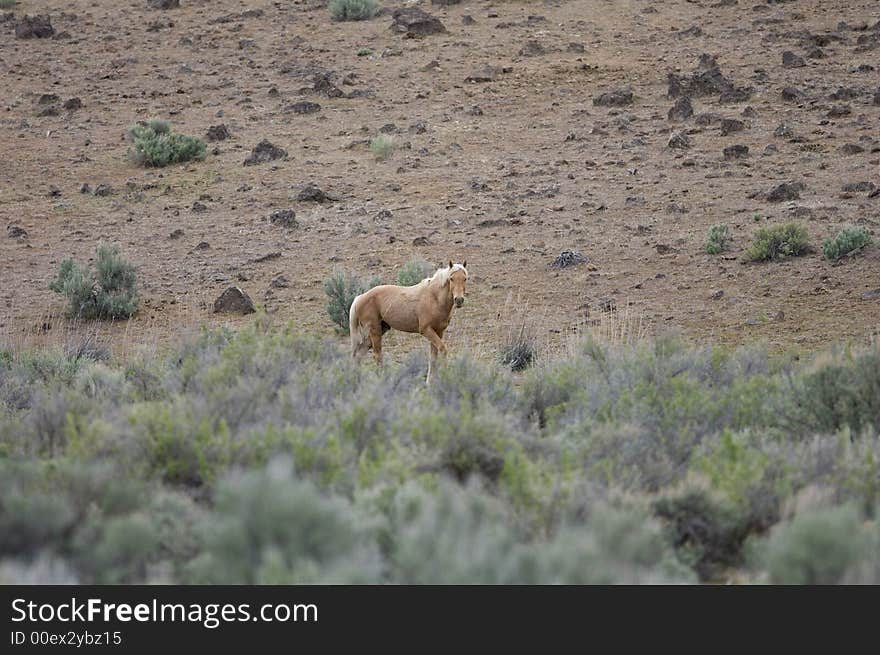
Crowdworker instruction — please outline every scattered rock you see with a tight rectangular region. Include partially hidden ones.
[15,15,54,39]
[205,124,230,141]
[269,209,297,227]
[519,40,547,57]
[37,105,60,117]
[7,225,28,239]
[80,183,92,194]
[297,183,337,203]
[667,56,736,98]
[93,183,113,197]
[550,250,587,268]
[390,8,447,37]
[719,87,752,103]
[782,51,805,68]
[827,104,851,118]
[709,289,724,300]
[213,287,256,315]
[668,97,694,121]
[781,86,803,101]
[192,201,208,213]
[462,15,475,26]
[169,228,184,239]
[829,87,859,100]
[598,298,616,313]
[465,65,501,83]
[310,72,344,98]
[148,0,179,8]
[842,181,876,193]
[567,42,585,53]
[723,144,749,160]
[720,118,745,135]
[874,87,880,105]
[63,97,82,111]
[667,132,691,149]
[593,88,634,107]
[774,122,794,138]
[766,181,805,202]
[194,241,210,251]
[839,143,864,155]
[860,288,880,301]
[412,236,431,246]
[243,140,287,166]
[287,101,321,115]
[269,275,290,289]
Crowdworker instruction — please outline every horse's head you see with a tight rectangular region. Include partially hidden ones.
[446,260,468,308]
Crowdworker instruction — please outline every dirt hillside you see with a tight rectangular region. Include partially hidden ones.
[2,0,879,358]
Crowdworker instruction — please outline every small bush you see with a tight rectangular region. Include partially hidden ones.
[329,0,378,21]
[323,270,381,335]
[0,0,17,8]
[128,120,206,168]
[704,224,731,255]
[823,226,871,261]
[370,135,396,161]
[499,323,537,372]
[49,244,139,320]
[396,258,433,286]
[743,223,810,262]
[762,505,870,584]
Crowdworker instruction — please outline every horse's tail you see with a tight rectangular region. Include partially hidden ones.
[349,293,363,355]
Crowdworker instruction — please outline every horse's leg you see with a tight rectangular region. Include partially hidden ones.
[370,329,383,365]
[426,342,439,385]
[420,326,447,355]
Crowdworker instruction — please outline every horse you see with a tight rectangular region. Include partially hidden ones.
[349,261,468,384]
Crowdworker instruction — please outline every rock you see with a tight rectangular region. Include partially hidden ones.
[827,104,851,118]
[806,47,824,59]
[874,87,880,105]
[829,87,859,100]
[15,15,54,39]
[269,209,297,227]
[270,275,290,289]
[694,112,723,126]
[462,15,475,26]
[194,241,210,251]
[431,0,461,5]
[213,287,256,315]
[93,183,113,197]
[243,140,287,166]
[667,132,691,149]
[310,72,344,98]
[774,122,794,138]
[668,97,694,121]
[720,118,745,135]
[148,0,179,8]
[842,181,876,193]
[287,101,321,115]
[80,183,92,194]
[709,289,724,300]
[782,51,805,68]
[567,42,585,53]
[192,201,208,213]
[297,183,336,203]
[206,124,230,141]
[667,58,733,98]
[839,143,864,155]
[550,250,587,268]
[723,144,749,160]
[719,87,752,103]
[390,8,447,37]
[465,65,501,83]
[781,86,803,101]
[593,88,634,107]
[766,181,805,202]
[7,225,28,239]
[37,105,60,117]
[169,228,184,239]
[412,236,431,246]
[598,298,616,312]
[860,288,880,301]
[519,40,547,57]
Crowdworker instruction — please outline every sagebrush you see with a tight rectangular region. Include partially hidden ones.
[328,0,378,21]
[48,244,139,320]
[743,223,810,262]
[2,325,879,583]
[822,226,871,261]
[397,259,434,286]
[128,119,206,168]
[704,224,731,255]
[323,270,381,334]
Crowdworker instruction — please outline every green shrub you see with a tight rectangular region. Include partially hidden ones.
[762,505,870,584]
[49,244,139,320]
[370,135,396,161]
[704,224,731,255]
[743,223,810,262]
[0,0,17,8]
[329,0,378,21]
[823,226,871,261]
[323,270,381,335]
[396,258,433,286]
[128,120,206,168]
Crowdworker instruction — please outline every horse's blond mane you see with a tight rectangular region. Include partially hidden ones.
[428,263,468,287]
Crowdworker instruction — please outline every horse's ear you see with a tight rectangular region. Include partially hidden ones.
[463,260,467,269]
[448,260,453,269]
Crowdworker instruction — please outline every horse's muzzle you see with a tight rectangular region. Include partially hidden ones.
[454,297,465,308]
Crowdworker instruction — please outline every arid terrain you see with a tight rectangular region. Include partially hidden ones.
[2,0,879,358]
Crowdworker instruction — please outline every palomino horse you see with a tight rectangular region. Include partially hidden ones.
[349,261,468,384]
